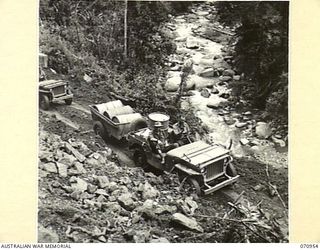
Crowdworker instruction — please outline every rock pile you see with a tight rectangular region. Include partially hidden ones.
[38,130,211,243]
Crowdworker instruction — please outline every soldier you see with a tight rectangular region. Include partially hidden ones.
[171,117,191,145]
[148,122,167,164]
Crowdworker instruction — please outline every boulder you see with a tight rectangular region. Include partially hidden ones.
[213,58,230,69]
[70,177,88,192]
[63,142,86,163]
[223,69,235,77]
[117,193,136,211]
[42,162,57,173]
[240,138,250,145]
[172,213,204,233]
[73,161,86,174]
[154,204,177,215]
[165,76,180,92]
[187,75,216,89]
[38,225,59,243]
[58,154,77,167]
[136,199,157,219]
[207,96,228,109]
[56,162,68,177]
[197,58,213,67]
[200,88,211,98]
[141,182,159,200]
[186,38,199,49]
[255,122,272,139]
[133,230,151,243]
[235,122,247,129]
[199,68,214,77]
[211,87,219,94]
[39,151,54,162]
[104,202,122,213]
[233,75,241,81]
[271,135,286,147]
[106,181,118,193]
[96,176,109,189]
[219,75,232,82]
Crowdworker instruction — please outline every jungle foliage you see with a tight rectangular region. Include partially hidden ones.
[215,1,289,118]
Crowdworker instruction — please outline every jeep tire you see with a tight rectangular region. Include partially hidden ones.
[133,148,149,170]
[180,175,202,196]
[226,163,237,177]
[39,94,50,110]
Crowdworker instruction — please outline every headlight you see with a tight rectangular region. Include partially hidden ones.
[200,167,207,176]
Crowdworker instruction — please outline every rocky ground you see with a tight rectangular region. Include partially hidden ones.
[38,2,288,243]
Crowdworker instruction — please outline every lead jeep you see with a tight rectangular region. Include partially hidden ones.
[127,113,239,195]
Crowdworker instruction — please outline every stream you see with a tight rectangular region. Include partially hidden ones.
[164,3,288,169]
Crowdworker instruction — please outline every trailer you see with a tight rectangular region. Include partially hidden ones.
[89,100,147,140]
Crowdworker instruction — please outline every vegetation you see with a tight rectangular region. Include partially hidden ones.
[215,1,289,119]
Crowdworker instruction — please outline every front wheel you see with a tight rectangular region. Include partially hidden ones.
[133,148,149,170]
[65,98,73,105]
[226,163,237,177]
[180,176,202,196]
[39,94,50,110]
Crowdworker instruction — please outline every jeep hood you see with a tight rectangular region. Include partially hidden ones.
[39,79,66,88]
[167,141,229,166]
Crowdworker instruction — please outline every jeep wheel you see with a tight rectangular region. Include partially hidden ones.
[39,94,50,110]
[65,98,73,105]
[226,163,237,177]
[93,121,107,139]
[180,176,202,196]
[133,149,148,170]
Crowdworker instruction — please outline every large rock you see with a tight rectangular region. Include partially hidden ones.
[219,75,232,82]
[96,176,109,188]
[199,68,214,77]
[140,182,159,200]
[56,162,68,177]
[235,122,248,129]
[207,95,228,109]
[200,88,211,98]
[255,122,272,139]
[117,193,136,211]
[154,204,177,215]
[165,76,180,92]
[39,151,54,162]
[172,213,204,233]
[38,225,59,243]
[187,75,216,89]
[223,69,235,77]
[213,58,230,69]
[186,37,199,49]
[58,154,77,167]
[72,161,87,174]
[136,199,156,219]
[62,142,86,163]
[70,177,88,192]
[271,135,286,147]
[42,162,57,173]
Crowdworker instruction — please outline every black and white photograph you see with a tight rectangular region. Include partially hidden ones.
[38,0,289,243]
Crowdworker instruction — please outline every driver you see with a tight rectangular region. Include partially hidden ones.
[148,122,166,164]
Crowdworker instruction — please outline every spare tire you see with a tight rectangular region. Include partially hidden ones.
[130,117,148,131]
